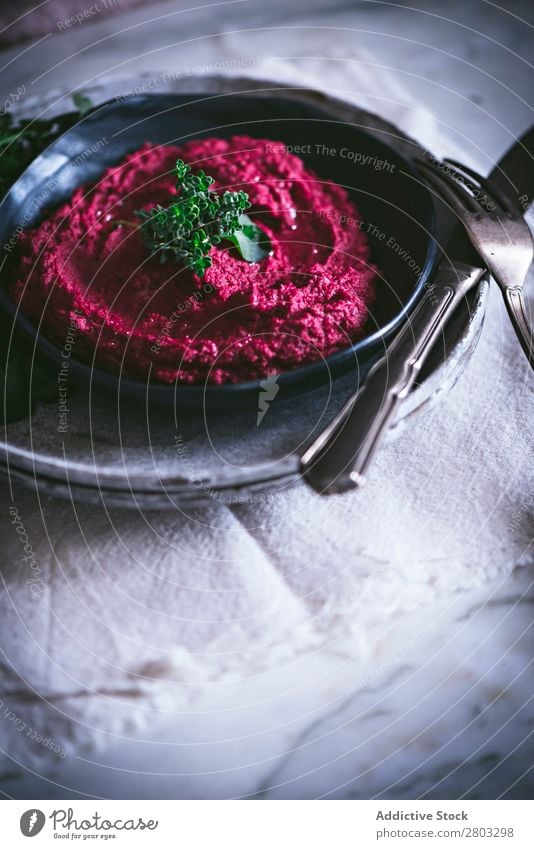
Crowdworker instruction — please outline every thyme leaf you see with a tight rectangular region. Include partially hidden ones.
[135,158,270,276]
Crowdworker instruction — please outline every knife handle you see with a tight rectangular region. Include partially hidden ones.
[503,286,534,369]
[301,262,485,495]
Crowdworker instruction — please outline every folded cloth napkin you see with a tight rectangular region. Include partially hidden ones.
[0,50,532,773]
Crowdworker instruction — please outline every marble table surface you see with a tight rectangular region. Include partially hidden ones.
[0,0,533,799]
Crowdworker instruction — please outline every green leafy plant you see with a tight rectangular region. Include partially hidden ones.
[0,93,93,196]
[72,92,93,117]
[135,159,270,276]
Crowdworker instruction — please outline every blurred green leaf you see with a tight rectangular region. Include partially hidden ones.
[0,93,93,422]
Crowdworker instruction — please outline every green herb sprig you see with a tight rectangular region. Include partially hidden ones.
[135,159,270,276]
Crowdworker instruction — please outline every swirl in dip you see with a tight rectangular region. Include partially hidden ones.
[10,136,378,384]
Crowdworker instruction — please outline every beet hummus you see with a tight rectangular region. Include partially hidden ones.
[10,136,378,384]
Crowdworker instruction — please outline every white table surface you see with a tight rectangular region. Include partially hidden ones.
[0,0,533,799]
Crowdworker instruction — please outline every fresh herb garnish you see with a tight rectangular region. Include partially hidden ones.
[135,158,270,276]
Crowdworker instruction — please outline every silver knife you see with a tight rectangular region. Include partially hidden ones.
[301,126,534,495]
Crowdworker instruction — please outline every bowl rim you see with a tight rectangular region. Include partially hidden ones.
[0,91,438,400]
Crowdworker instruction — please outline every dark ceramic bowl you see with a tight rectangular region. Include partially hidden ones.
[0,93,436,408]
